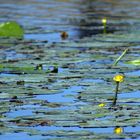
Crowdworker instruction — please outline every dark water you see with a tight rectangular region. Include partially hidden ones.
[1,0,140,40]
[0,0,140,140]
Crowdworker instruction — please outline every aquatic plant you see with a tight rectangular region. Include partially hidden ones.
[98,103,106,107]
[101,18,107,33]
[114,127,123,134]
[16,80,25,85]
[126,59,140,65]
[35,64,43,70]
[0,21,24,38]
[112,74,124,106]
[113,74,124,83]
[113,48,129,66]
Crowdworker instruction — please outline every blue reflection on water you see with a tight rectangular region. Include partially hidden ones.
[0,73,18,77]
[119,91,140,98]
[126,70,140,76]
[25,29,79,43]
[36,86,82,103]
[6,109,33,118]
[0,133,44,140]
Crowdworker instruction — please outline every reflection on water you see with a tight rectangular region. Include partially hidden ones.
[0,133,44,140]
[36,86,82,103]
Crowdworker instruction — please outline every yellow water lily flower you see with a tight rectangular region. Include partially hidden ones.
[98,103,105,107]
[113,74,124,83]
[114,127,123,134]
[102,18,107,24]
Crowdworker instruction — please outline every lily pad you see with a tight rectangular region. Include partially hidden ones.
[0,21,24,38]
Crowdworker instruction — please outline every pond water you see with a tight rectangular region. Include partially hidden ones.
[0,0,140,140]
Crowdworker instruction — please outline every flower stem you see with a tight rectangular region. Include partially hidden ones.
[112,82,119,106]
[103,23,107,34]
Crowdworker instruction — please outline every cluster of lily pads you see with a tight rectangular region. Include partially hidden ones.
[0,18,140,139]
[0,20,126,107]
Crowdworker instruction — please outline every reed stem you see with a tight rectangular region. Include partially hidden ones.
[113,48,128,66]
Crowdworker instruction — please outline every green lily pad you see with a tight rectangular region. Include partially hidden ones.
[0,21,24,38]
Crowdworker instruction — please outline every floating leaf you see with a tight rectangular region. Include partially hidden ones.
[126,59,140,65]
[0,21,24,38]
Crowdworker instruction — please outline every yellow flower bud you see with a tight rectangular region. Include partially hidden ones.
[113,74,124,83]
[114,127,123,134]
[102,18,107,24]
[98,103,105,107]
